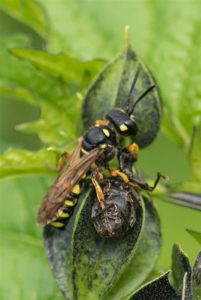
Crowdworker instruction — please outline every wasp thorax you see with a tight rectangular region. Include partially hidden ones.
[106,108,138,136]
[91,178,136,238]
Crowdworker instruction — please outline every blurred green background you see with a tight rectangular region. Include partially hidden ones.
[0,1,200,299]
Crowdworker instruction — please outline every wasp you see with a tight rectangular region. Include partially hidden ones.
[91,145,165,238]
[37,65,159,228]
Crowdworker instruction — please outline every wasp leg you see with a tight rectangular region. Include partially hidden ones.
[129,172,168,192]
[95,119,109,126]
[92,171,106,209]
[110,169,130,183]
[110,168,140,190]
[57,151,72,171]
[110,169,167,193]
[126,143,139,161]
[118,143,139,177]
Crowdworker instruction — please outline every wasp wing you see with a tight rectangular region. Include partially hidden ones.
[38,142,102,225]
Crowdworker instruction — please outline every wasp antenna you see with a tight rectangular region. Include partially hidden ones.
[126,65,142,114]
[128,84,155,116]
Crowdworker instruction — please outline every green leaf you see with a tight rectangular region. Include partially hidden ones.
[0,0,47,38]
[186,229,201,245]
[190,123,201,181]
[146,1,201,151]
[0,35,66,108]
[171,244,191,291]
[0,148,57,179]
[192,252,201,299]
[10,48,106,87]
[15,100,80,146]
[37,0,115,58]
[0,82,36,105]
[83,43,162,148]
[0,177,62,300]
[130,272,179,300]
[105,197,161,300]
[181,272,192,300]
[0,36,106,147]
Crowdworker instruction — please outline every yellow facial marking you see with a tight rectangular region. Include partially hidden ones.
[81,147,88,155]
[72,184,80,195]
[50,221,64,228]
[64,200,75,207]
[103,128,110,137]
[119,124,128,132]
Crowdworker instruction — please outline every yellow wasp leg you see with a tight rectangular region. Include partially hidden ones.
[57,151,72,171]
[110,169,141,191]
[127,143,139,161]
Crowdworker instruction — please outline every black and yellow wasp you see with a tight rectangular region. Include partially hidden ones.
[38,65,164,232]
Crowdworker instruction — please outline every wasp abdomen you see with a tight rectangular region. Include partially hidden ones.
[50,183,82,229]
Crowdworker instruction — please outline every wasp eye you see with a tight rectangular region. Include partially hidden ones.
[125,119,138,136]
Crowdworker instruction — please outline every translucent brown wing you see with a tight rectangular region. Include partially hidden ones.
[38,139,102,225]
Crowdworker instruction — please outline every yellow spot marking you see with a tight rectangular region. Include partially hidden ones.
[100,143,107,149]
[119,124,128,132]
[103,128,110,137]
[81,147,88,155]
[64,200,75,207]
[59,212,70,218]
[72,184,80,195]
[50,221,64,228]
